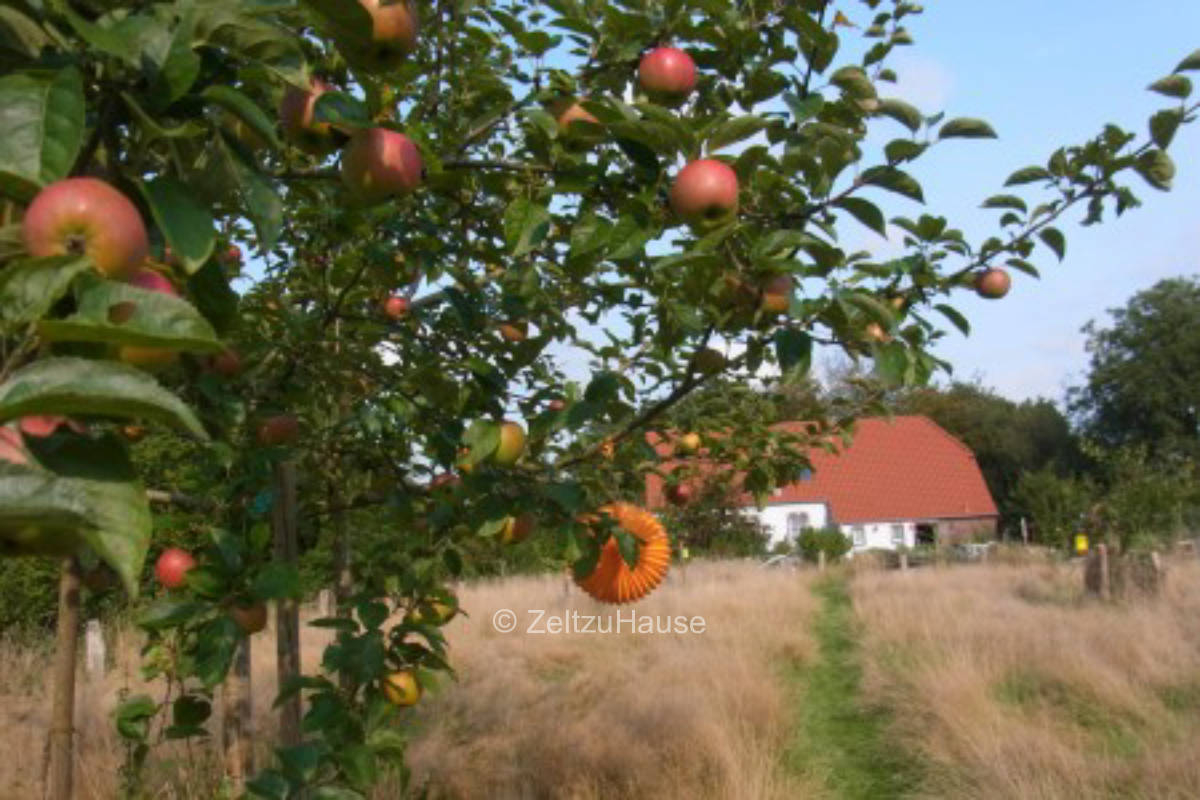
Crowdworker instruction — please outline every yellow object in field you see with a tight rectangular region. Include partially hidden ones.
[1074,533,1089,555]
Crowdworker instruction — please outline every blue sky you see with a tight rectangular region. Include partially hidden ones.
[852,2,1200,403]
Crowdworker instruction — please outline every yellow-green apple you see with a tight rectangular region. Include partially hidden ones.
[492,421,526,466]
[408,597,457,625]
[382,670,421,706]
[975,268,1011,299]
[341,127,424,206]
[638,46,697,106]
[256,414,300,446]
[22,178,148,279]
[676,432,702,454]
[499,512,535,544]
[349,0,419,72]
[670,159,739,229]
[279,78,337,154]
[760,274,793,314]
[155,547,195,589]
[229,602,268,635]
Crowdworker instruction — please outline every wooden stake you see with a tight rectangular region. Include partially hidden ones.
[222,637,254,792]
[1097,543,1111,601]
[46,557,81,800]
[271,461,302,748]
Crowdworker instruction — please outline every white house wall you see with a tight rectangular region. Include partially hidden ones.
[741,501,829,548]
[839,521,915,552]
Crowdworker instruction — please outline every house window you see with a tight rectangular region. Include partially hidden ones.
[787,512,810,538]
[891,524,905,547]
[798,468,813,481]
[851,525,866,547]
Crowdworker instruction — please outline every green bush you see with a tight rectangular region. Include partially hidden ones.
[796,527,852,564]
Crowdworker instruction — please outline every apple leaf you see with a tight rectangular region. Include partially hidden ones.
[202,85,281,150]
[138,176,217,274]
[876,98,923,133]
[39,273,223,352]
[773,328,812,376]
[1149,109,1182,150]
[215,137,282,250]
[312,91,370,127]
[860,166,925,203]
[1039,226,1066,260]
[1174,49,1200,73]
[0,66,85,202]
[461,420,500,465]
[503,198,551,257]
[706,115,767,153]
[1004,166,1052,186]
[0,357,208,438]
[1148,74,1192,99]
[186,260,240,335]
[872,341,911,386]
[0,256,92,325]
[834,196,887,237]
[147,6,200,109]
[614,529,639,569]
[300,0,376,71]
[938,117,997,140]
[934,303,970,336]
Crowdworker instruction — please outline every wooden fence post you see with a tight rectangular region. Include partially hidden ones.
[1020,516,1029,546]
[818,550,826,572]
[85,619,105,678]
[222,637,254,792]
[46,557,81,800]
[1097,543,1111,601]
[271,460,302,748]
[899,551,909,571]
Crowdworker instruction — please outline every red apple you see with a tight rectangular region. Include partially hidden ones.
[0,426,29,465]
[121,424,147,442]
[23,178,148,279]
[638,46,697,106]
[760,274,793,314]
[492,421,526,466]
[548,399,566,412]
[555,100,600,134]
[229,602,268,635]
[18,416,85,438]
[666,483,693,506]
[497,321,528,342]
[222,245,242,266]
[341,127,424,206]
[975,268,1011,299]
[209,349,243,378]
[383,295,410,320]
[256,414,300,446]
[127,267,178,296]
[499,512,535,544]
[670,159,739,229]
[155,547,195,589]
[279,78,337,154]
[351,0,419,71]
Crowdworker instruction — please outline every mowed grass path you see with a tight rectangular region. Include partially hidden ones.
[783,574,922,799]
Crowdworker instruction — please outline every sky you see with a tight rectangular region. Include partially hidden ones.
[846,2,1200,403]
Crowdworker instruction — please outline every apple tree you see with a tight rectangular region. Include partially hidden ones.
[1,0,1198,797]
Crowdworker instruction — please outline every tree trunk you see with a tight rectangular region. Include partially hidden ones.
[330,485,354,692]
[46,557,81,800]
[272,460,302,748]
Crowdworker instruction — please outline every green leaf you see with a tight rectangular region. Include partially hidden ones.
[0,256,92,325]
[138,598,207,630]
[938,118,997,139]
[137,177,216,274]
[39,273,222,352]
[252,563,300,600]
[707,115,768,153]
[872,341,910,385]
[829,65,876,99]
[312,91,370,127]
[773,329,812,375]
[115,695,158,741]
[0,67,86,201]
[186,261,240,335]
[216,138,282,250]
[462,419,500,465]
[300,0,375,71]
[1006,258,1040,278]
[312,788,367,800]
[1039,226,1066,261]
[503,198,551,257]
[782,92,823,123]
[148,7,200,108]
[1174,49,1200,73]
[934,304,970,335]
[876,98,922,133]
[834,196,887,236]
[1004,166,1051,186]
[981,194,1027,213]
[541,482,584,513]
[1148,74,1192,99]
[202,85,281,150]
[1149,109,1182,149]
[860,166,924,202]
[1135,149,1175,191]
[172,694,212,728]
[0,357,208,438]
[884,139,925,164]
[245,771,290,800]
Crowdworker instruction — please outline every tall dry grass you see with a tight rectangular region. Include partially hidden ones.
[851,558,1200,799]
[0,560,820,799]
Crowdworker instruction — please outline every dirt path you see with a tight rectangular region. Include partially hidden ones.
[782,574,922,799]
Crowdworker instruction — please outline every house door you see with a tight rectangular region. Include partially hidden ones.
[915,523,936,547]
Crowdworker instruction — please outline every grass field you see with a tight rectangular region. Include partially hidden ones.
[2,556,1199,798]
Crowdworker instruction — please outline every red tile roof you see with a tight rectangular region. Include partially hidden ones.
[647,415,998,524]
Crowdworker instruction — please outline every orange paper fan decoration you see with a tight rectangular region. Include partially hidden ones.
[575,503,671,604]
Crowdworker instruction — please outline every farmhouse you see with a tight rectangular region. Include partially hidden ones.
[649,415,999,552]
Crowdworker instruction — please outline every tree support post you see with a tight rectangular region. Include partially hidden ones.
[46,557,81,800]
[272,460,302,748]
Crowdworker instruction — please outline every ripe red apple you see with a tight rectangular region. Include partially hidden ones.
[383,295,410,320]
[975,268,1011,299]
[23,178,149,279]
[256,415,300,446]
[670,159,739,229]
[492,421,526,466]
[341,127,424,206]
[155,547,195,589]
[279,78,336,154]
[18,416,85,438]
[666,483,693,506]
[222,245,242,266]
[209,349,243,378]
[497,320,528,342]
[499,512,535,545]
[638,46,697,106]
[118,268,181,369]
[760,274,793,314]
[229,602,268,635]
[121,424,147,442]
[349,0,419,72]
[0,426,29,465]
[548,399,566,412]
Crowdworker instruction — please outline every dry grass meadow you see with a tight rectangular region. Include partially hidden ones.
[1,554,1199,798]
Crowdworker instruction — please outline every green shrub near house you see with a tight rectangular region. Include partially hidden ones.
[797,527,852,564]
